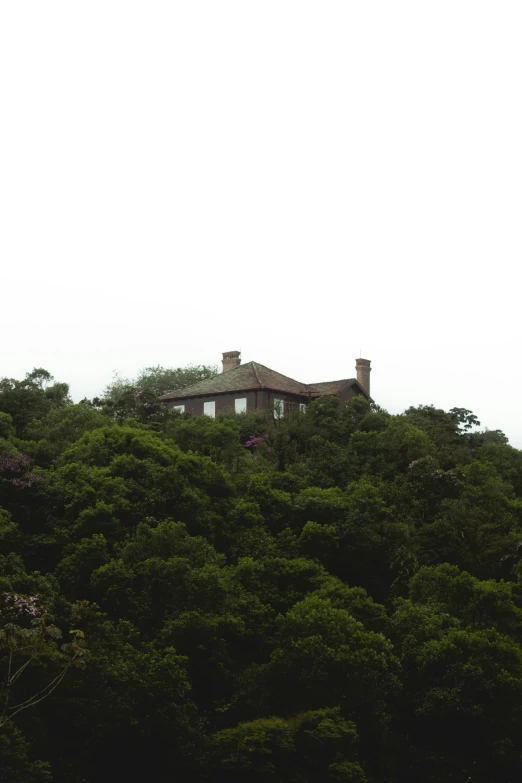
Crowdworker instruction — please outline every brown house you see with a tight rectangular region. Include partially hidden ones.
[160,351,371,418]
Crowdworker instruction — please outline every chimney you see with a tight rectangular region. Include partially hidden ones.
[222,350,241,373]
[355,358,371,395]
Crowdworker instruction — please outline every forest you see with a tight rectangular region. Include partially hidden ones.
[2,365,522,782]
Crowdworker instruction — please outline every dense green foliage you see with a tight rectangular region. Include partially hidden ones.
[100,364,218,403]
[2,368,522,781]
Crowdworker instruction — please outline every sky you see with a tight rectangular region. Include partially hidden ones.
[1,3,522,444]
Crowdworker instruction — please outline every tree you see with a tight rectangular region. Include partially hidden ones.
[247,596,400,747]
[3,364,522,780]
[211,708,368,782]
[0,592,88,730]
[22,404,107,468]
[102,364,218,402]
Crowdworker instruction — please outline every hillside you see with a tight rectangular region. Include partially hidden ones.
[2,369,522,782]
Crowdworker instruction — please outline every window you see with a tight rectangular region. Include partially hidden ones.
[204,401,216,418]
[299,403,307,413]
[235,397,247,414]
[274,398,284,419]
[173,405,185,414]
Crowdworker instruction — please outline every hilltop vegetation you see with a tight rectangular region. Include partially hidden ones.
[2,367,522,782]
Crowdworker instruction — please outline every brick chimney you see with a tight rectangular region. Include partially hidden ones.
[222,350,241,372]
[355,358,371,395]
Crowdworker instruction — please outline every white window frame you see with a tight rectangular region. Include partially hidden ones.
[204,401,216,418]
[299,403,307,413]
[235,397,247,414]
[173,405,185,413]
[274,398,285,419]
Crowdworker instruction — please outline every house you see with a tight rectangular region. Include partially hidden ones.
[160,351,371,418]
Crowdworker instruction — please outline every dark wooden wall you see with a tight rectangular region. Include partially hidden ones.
[164,389,309,417]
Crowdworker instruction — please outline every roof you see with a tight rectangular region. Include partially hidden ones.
[160,362,369,401]
[308,379,357,395]
[160,361,309,400]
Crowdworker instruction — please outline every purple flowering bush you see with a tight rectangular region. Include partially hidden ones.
[0,453,43,488]
[1,592,44,620]
[244,434,268,449]
[244,434,273,466]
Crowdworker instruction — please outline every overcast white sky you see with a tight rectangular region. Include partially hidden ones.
[1,3,521,444]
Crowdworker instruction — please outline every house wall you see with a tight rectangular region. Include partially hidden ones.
[263,390,309,415]
[336,385,364,408]
[164,389,309,417]
[165,390,259,416]
[164,387,364,417]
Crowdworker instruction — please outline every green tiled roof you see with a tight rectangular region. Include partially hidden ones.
[160,361,367,401]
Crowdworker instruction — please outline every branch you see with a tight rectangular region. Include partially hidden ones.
[1,637,14,727]
[9,647,42,686]
[0,655,78,729]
